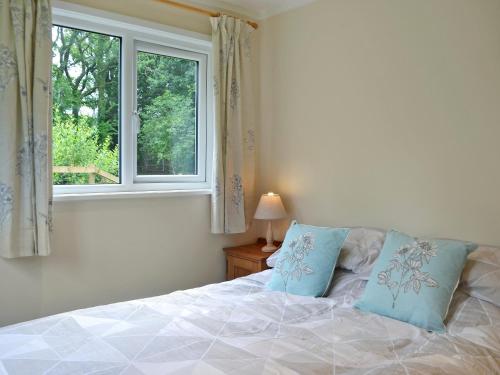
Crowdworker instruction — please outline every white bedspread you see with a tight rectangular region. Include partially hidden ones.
[0,270,499,374]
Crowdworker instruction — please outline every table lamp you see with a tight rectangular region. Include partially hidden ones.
[254,192,287,252]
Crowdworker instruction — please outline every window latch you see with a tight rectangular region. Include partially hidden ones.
[133,110,141,134]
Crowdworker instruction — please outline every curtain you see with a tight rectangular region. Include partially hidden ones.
[210,15,255,234]
[0,0,52,258]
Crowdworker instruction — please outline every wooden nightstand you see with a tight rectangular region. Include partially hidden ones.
[223,239,281,281]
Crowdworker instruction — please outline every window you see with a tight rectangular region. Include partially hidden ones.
[52,4,212,197]
[52,25,121,186]
[134,43,207,183]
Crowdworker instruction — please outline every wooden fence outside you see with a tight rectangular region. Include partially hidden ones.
[53,165,119,184]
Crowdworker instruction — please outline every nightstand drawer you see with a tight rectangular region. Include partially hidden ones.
[224,239,280,281]
[227,256,263,280]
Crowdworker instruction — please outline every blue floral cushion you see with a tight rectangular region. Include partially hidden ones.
[267,221,350,297]
[355,230,477,332]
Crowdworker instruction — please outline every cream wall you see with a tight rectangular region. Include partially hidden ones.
[1,196,255,326]
[0,0,257,327]
[63,0,212,35]
[258,0,500,245]
[42,196,256,317]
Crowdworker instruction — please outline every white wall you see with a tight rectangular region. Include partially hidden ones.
[258,0,500,245]
[0,0,257,327]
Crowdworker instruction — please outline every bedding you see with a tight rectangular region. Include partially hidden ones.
[337,227,386,277]
[267,221,349,297]
[461,245,500,307]
[0,270,499,374]
[356,230,477,332]
[267,227,386,276]
[265,247,279,268]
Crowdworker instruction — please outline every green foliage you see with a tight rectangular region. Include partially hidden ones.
[136,52,197,175]
[52,26,120,146]
[138,90,196,175]
[52,113,119,185]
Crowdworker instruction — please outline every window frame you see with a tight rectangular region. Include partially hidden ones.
[52,1,213,199]
[133,41,207,183]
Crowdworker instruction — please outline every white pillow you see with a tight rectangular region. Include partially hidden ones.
[266,248,280,268]
[460,245,500,307]
[337,227,386,278]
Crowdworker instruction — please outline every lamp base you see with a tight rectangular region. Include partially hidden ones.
[262,221,278,252]
[261,244,278,252]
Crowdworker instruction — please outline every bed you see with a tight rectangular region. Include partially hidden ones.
[0,270,499,374]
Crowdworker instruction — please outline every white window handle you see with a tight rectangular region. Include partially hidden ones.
[133,110,141,134]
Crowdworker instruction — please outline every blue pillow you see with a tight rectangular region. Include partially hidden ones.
[355,230,477,332]
[267,221,349,297]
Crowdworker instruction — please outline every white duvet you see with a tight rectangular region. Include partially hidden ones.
[0,270,499,374]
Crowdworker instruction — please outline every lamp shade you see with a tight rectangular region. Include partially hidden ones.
[254,192,287,220]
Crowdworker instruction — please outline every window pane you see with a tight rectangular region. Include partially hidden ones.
[136,51,198,176]
[52,25,121,185]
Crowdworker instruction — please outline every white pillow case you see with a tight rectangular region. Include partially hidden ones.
[460,245,500,307]
[267,227,386,278]
[337,227,386,278]
[266,247,281,268]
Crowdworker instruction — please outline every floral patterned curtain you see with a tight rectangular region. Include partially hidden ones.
[0,0,52,258]
[210,16,255,234]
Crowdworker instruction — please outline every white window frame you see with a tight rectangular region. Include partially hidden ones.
[52,1,213,200]
[133,41,207,184]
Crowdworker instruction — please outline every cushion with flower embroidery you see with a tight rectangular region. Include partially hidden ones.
[355,230,477,332]
[267,221,350,297]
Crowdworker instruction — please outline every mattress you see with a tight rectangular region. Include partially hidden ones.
[0,270,499,374]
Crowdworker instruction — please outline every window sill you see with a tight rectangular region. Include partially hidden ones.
[53,188,212,202]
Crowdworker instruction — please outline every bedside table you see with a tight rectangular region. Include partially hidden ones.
[223,239,281,281]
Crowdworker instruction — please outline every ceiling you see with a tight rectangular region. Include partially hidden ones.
[183,0,317,20]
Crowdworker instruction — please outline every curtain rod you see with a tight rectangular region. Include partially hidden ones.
[155,0,258,29]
